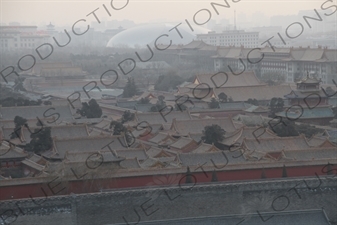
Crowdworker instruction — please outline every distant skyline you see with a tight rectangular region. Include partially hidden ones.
[0,0,332,28]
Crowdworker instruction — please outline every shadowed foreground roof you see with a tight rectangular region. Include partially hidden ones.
[115,209,331,225]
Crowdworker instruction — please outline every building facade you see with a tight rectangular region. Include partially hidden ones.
[0,26,50,51]
[196,30,259,48]
[213,46,337,84]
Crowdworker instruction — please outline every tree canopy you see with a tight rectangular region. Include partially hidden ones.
[208,98,220,109]
[121,110,135,124]
[154,71,184,91]
[175,103,188,111]
[269,120,299,137]
[150,95,167,112]
[138,97,150,104]
[261,71,285,84]
[109,120,134,144]
[10,116,27,139]
[269,98,284,117]
[77,99,102,118]
[26,127,53,155]
[269,119,323,138]
[123,77,138,98]
[218,92,228,103]
[246,98,259,106]
[201,124,226,145]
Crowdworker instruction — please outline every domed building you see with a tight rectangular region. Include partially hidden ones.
[106,23,210,48]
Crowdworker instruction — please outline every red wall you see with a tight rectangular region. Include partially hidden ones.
[0,164,334,201]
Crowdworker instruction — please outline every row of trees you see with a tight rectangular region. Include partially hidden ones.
[122,71,186,98]
[154,71,185,92]
[270,119,323,138]
[218,93,233,103]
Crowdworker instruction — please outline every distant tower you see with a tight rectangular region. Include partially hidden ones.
[46,22,55,35]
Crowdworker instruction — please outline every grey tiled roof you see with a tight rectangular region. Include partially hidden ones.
[0,118,56,129]
[134,104,155,112]
[291,48,325,61]
[1,127,15,140]
[136,111,192,125]
[190,143,220,153]
[172,118,237,135]
[219,102,252,110]
[148,132,175,144]
[195,71,262,88]
[0,105,74,122]
[214,85,292,102]
[19,125,89,143]
[93,119,112,130]
[188,133,203,142]
[21,159,45,171]
[116,149,148,160]
[120,158,140,169]
[146,146,163,157]
[116,101,138,109]
[276,106,334,119]
[170,137,196,150]
[242,135,313,152]
[285,90,326,99]
[308,136,329,147]
[221,126,277,146]
[64,150,123,162]
[284,148,337,161]
[0,142,27,159]
[53,135,129,158]
[179,151,245,167]
[233,114,271,127]
[132,124,162,138]
[139,157,165,168]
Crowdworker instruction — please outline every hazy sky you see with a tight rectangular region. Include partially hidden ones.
[0,0,332,27]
